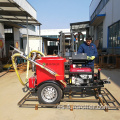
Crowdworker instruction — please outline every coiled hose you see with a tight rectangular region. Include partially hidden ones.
[12,53,26,86]
[26,50,45,83]
[12,51,45,86]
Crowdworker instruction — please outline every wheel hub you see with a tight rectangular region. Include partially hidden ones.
[41,86,57,103]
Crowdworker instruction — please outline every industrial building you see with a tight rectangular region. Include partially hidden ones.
[89,0,120,54]
[41,29,87,55]
[41,29,70,55]
[0,0,42,64]
[0,1,120,118]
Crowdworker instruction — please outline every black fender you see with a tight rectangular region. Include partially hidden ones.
[36,80,65,91]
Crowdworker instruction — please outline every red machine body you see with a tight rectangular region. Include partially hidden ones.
[70,67,92,73]
[29,76,36,88]
[35,57,66,86]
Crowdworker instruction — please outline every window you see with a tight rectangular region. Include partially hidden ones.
[108,21,120,48]
[4,28,13,33]
[50,41,56,46]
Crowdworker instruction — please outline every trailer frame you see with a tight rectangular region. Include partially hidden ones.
[18,88,120,112]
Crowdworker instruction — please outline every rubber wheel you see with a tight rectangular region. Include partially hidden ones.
[37,83,62,104]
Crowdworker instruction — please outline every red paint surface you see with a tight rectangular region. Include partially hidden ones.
[29,77,36,88]
[36,57,66,86]
[70,67,92,73]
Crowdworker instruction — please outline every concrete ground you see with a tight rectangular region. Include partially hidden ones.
[0,69,120,120]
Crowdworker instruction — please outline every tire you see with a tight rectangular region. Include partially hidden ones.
[37,83,62,104]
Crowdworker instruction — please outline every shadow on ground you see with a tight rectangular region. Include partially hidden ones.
[0,70,9,77]
[100,69,120,87]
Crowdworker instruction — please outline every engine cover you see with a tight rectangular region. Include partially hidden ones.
[70,67,93,86]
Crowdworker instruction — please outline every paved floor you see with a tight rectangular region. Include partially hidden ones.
[0,69,120,120]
